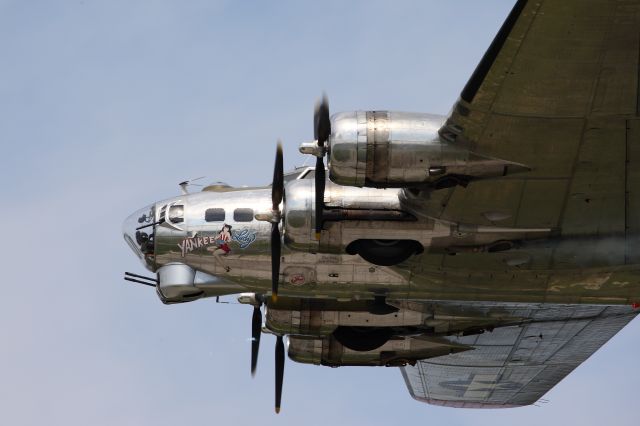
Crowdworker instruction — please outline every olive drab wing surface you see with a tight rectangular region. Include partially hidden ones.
[400,0,640,406]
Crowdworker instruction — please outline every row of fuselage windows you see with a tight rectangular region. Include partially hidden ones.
[205,207,254,223]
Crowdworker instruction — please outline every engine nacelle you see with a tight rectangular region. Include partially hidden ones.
[287,335,471,367]
[265,299,516,340]
[283,179,447,256]
[265,301,426,336]
[328,111,528,188]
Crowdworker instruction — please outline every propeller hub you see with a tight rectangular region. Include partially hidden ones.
[270,210,282,223]
[270,143,284,302]
[299,141,326,157]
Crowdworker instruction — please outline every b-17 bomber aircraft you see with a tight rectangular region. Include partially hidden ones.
[123,0,640,412]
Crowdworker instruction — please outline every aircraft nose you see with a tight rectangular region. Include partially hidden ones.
[123,204,157,270]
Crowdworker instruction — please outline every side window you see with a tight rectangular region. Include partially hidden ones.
[233,208,254,222]
[205,208,225,222]
[168,205,184,223]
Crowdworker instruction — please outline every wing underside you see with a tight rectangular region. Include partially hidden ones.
[401,304,637,407]
[423,0,640,255]
[401,0,640,407]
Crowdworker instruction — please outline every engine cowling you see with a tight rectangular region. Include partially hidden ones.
[287,335,471,367]
[265,301,426,336]
[328,111,528,188]
[283,179,441,256]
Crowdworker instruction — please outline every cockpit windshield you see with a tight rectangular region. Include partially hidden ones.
[123,204,156,270]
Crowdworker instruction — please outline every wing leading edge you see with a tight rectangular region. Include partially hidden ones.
[401,304,637,407]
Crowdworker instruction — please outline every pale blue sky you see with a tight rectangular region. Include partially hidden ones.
[1,1,639,425]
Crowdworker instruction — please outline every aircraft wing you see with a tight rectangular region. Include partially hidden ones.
[425,0,640,254]
[401,304,638,407]
[402,0,640,406]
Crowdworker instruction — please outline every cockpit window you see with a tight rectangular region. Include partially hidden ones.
[233,208,254,222]
[205,208,225,222]
[168,205,184,223]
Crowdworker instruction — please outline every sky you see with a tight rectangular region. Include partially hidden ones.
[1,1,639,425]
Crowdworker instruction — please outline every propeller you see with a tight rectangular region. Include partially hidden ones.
[251,304,262,376]
[271,143,284,302]
[248,296,286,414]
[313,95,331,240]
[275,335,285,414]
[269,144,287,413]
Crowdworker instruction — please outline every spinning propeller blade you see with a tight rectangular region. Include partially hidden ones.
[275,335,285,414]
[251,305,262,376]
[314,94,331,144]
[271,143,284,301]
[314,156,325,240]
[313,95,331,240]
[272,144,284,211]
[271,223,281,301]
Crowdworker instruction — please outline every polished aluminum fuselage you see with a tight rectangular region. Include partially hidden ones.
[124,167,640,307]
[134,181,422,302]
